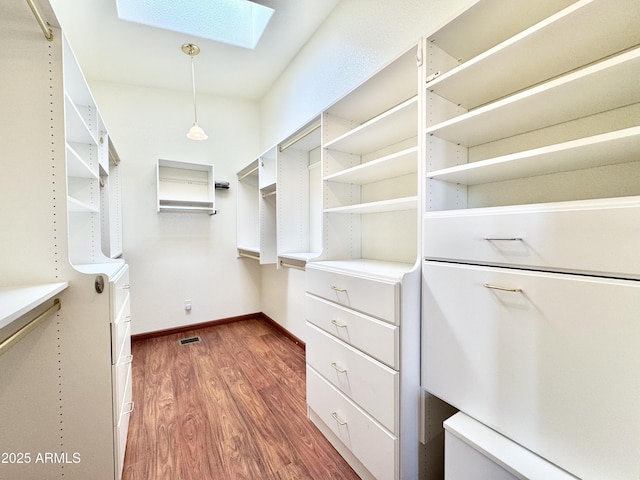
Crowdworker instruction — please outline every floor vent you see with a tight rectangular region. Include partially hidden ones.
[179,336,201,346]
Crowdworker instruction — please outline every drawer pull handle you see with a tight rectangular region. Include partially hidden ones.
[484,237,523,241]
[124,401,135,415]
[124,354,134,365]
[331,319,347,328]
[124,315,132,323]
[121,284,131,290]
[330,362,347,374]
[483,283,522,293]
[332,411,347,426]
[331,285,347,292]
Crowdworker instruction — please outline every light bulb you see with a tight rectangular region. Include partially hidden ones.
[187,122,208,140]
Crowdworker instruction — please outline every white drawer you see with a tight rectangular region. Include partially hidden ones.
[112,265,130,323]
[112,340,132,425]
[114,365,133,480]
[307,366,397,480]
[422,260,640,480]
[111,295,131,364]
[306,293,399,369]
[306,263,399,323]
[423,197,640,279]
[306,322,398,433]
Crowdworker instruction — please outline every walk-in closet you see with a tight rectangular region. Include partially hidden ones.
[1,0,638,479]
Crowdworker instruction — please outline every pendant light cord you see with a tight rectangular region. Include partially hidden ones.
[191,55,199,124]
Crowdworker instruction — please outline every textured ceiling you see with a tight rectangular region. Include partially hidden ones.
[49,0,340,100]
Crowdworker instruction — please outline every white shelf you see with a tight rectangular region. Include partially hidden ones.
[66,143,98,179]
[72,260,126,279]
[157,159,214,214]
[427,127,640,185]
[324,196,417,215]
[0,282,69,330]
[325,147,418,185]
[325,96,418,155]
[427,0,640,109]
[68,196,100,213]
[279,252,320,262]
[425,47,640,147]
[64,93,98,145]
[157,201,215,214]
[307,259,414,281]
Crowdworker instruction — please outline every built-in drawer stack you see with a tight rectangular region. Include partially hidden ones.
[422,1,640,478]
[110,264,133,478]
[306,260,410,480]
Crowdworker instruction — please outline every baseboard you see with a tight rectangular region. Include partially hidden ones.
[131,312,305,350]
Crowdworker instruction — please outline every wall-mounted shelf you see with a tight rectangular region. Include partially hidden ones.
[157,159,215,214]
[0,282,68,331]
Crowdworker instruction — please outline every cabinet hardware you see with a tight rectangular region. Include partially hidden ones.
[123,401,135,415]
[484,237,523,241]
[95,275,104,294]
[124,354,133,364]
[483,284,522,293]
[331,285,347,292]
[331,319,347,328]
[124,315,132,323]
[238,165,259,181]
[426,70,440,83]
[330,362,347,374]
[332,411,347,425]
[121,284,131,290]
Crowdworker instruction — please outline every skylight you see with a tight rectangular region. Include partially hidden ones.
[115,0,275,49]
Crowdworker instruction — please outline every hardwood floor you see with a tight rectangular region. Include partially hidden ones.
[122,318,360,480]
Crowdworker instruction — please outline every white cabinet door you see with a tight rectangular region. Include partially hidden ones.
[423,197,640,279]
[423,261,640,480]
[306,293,399,368]
[306,322,398,433]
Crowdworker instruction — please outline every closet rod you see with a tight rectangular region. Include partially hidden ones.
[239,252,260,261]
[280,260,305,271]
[238,165,259,181]
[279,123,321,152]
[26,0,54,41]
[0,299,60,357]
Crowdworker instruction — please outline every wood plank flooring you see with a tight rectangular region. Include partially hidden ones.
[122,318,360,480]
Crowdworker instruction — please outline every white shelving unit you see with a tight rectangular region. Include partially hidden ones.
[422,1,640,479]
[236,147,277,264]
[305,44,423,480]
[0,6,131,478]
[276,117,322,269]
[157,159,215,214]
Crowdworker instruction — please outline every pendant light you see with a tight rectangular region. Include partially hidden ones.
[182,43,208,140]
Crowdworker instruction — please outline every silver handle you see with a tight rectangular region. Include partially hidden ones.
[121,284,131,290]
[484,237,523,241]
[483,283,522,293]
[331,285,347,292]
[332,412,347,426]
[330,362,347,374]
[331,319,347,328]
[123,401,135,415]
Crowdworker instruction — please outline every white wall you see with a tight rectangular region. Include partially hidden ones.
[258,0,474,341]
[91,82,262,335]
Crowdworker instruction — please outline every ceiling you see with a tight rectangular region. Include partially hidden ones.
[49,0,340,100]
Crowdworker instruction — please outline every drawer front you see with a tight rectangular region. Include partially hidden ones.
[422,261,640,480]
[112,265,130,323]
[306,322,398,433]
[306,293,399,368]
[307,366,397,480]
[306,266,399,323]
[423,198,640,279]
[111,294,131,364]
[112,334,132,425]
[114,365,133,480]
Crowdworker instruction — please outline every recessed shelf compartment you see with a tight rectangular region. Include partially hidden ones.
[427,127,640,185]
[157,159,215,214]
[64,93,99,145]
[325,96,418,155]
[425,47,640,147]
[427,0,640,109]
[66,143,98,179]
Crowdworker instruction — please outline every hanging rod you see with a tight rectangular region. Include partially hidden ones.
[239,252,260,261]
[262,190,276,198]
[0,299,61,357]
[26,0,54,41]
[238,165,259,182]
[280,260,305,271]
[279,123,321,152]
